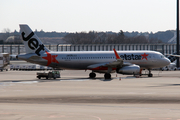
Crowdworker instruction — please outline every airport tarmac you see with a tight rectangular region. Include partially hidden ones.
[0,70,180,120]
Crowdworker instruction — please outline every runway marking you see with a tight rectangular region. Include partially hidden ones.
[47,113,102,120]
[149,118,172,120]
[0,83,11,86]
[90,115,102,120]
[0,81,38,85]
[15,81,38,84]
[49,115,67,118]
[115,76,137,79]
[61,79,91,81]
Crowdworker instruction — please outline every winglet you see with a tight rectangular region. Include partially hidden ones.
[113,48,121,59]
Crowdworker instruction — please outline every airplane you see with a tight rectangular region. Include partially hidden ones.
[17,24,170,79]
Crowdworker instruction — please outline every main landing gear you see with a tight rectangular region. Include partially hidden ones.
[148,69,153,77]
[89,72,96,78]
[104,73,111,79]
[89,72,111,79]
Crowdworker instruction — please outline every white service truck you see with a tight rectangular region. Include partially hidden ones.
[0,53,10,71]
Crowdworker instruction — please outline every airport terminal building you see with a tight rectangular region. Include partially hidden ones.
[0,43,177,55]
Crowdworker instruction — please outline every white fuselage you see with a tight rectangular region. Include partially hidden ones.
[18,50,170,70]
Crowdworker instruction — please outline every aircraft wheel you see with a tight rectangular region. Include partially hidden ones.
[104,73,111,79]
[148,74,153,77]
[148,69,153,77]
[89,72,96,78]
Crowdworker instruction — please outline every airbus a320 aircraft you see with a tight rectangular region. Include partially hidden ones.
[17,24,170,79]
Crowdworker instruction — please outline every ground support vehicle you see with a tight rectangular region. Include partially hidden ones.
[37,70,60,79]
[0,53,9,71]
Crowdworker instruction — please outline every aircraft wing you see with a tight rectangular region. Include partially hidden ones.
[87,49,124,69]
[166,54,180,57]
[87,62,111,69]
[87,60,123,69]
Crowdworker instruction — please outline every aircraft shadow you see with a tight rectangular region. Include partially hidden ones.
[0,77,114,84]
[0,75,160,83]
[58,77,113,81]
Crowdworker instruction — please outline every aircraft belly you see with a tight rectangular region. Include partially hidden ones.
[26,58,161,70]
[57,60,98,69]
[60,62,87,69]
[27,60,48,67]
[58,59,113,70]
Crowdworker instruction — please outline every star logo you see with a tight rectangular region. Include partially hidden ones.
[42,51,59,66]
[141,53,148,60]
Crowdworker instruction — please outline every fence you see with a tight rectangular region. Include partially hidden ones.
[0,44,177,55]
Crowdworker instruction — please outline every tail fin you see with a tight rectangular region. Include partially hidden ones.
[19,24,50,56]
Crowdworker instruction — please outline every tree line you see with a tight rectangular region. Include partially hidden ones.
[1,28,175,44]
[63,30,162,44]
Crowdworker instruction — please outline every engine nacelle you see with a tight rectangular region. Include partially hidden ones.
[117,64,140,75]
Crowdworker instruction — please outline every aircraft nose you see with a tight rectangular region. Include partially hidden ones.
[164,58,171,65]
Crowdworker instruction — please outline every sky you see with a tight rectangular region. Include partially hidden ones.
[0,0,178,33]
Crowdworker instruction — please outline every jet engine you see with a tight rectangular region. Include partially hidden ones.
[116,64,140,75]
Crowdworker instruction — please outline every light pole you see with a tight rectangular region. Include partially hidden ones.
[177,0,179,67]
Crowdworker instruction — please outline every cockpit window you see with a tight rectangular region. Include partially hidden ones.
[161,55,165,58]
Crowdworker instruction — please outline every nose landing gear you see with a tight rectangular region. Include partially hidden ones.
[148,69,153,77]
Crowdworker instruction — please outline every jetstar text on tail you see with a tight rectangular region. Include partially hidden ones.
[120,53,149,60]
[21,32,45,56]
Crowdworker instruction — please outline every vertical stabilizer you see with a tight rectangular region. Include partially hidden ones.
[19,24,49,56]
